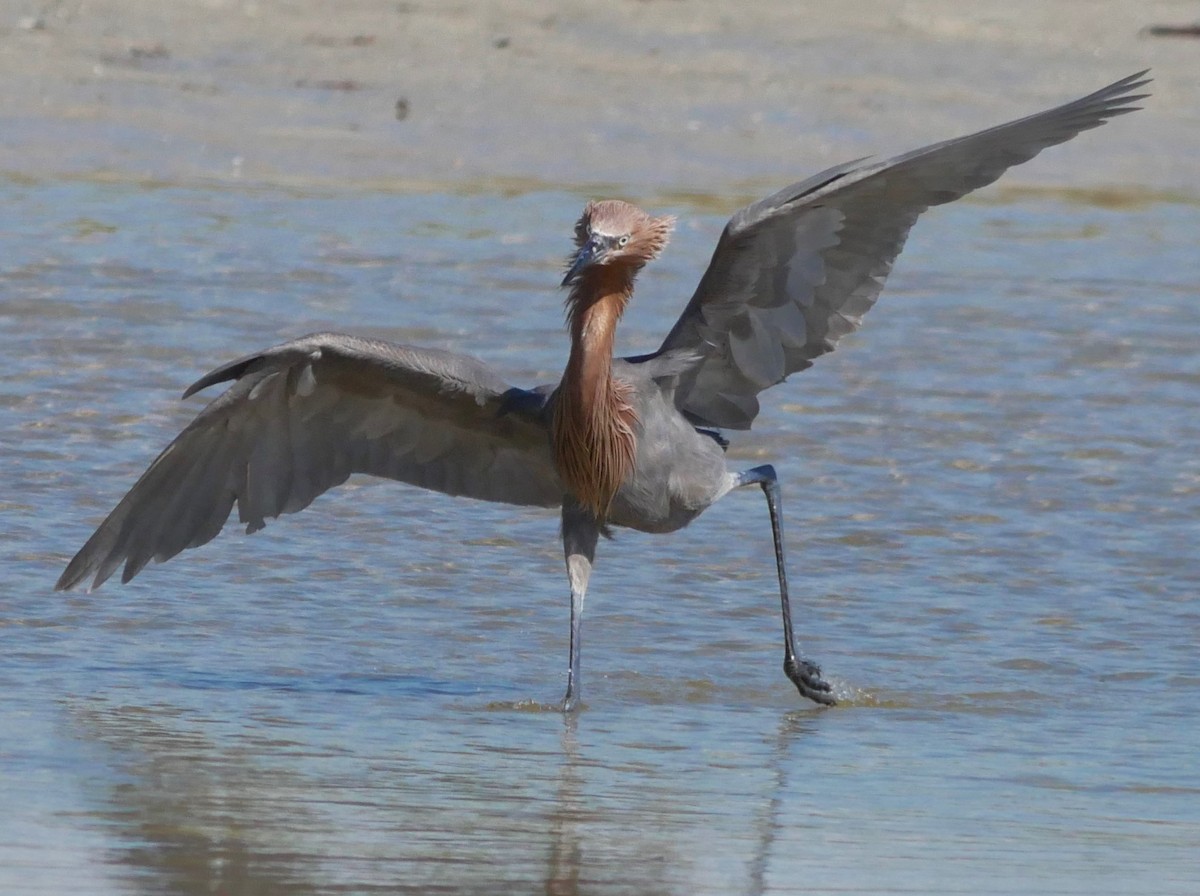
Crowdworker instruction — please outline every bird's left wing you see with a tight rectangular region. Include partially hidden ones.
[57,333,561,591]
[650,71,1150,430]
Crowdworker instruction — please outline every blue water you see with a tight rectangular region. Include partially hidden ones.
[2,178,1197,894]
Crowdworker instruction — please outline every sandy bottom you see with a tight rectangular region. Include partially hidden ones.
[2,0,1195,195]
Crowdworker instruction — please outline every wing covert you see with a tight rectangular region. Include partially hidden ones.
[57,332,561,591]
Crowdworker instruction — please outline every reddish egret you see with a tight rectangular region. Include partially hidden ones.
[57,72,1149,709]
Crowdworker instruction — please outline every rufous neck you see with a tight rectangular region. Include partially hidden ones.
[564,267,634,372]
[554,266,641,519]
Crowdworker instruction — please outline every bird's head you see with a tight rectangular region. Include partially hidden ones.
[562,200,675,287]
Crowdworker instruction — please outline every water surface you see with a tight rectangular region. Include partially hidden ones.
[2,178,1197,894]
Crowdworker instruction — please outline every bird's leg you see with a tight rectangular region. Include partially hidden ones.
[737,465,836,706]
[560,502,600,712]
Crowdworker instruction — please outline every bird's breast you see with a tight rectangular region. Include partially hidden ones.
[551,375,639,521]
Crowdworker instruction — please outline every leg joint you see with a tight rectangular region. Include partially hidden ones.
[736,464,777,489]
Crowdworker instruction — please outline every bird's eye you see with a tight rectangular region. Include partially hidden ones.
[617,236,630,248]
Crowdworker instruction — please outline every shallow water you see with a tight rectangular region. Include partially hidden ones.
[2,177,1198,895]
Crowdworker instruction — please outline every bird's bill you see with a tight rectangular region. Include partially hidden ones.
[562,236,604,286]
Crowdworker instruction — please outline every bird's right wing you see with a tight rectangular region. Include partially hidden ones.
[57,333,561,591]
[653,71,1150,430]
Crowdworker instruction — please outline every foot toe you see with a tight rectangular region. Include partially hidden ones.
[785,657,837,706]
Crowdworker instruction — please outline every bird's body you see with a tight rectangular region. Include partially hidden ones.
[596,360,732,535]
[57,72,1150,709]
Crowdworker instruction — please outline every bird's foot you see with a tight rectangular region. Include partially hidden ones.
[785,656,837,706]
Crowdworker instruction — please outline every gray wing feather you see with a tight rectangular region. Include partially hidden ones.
[656,71,1150,430]
[58,332,560,591]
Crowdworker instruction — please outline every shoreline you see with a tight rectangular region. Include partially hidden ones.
[2,1,1195,195]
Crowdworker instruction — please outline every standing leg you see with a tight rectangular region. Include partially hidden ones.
[561,503,600,712]
[736,465,836,706]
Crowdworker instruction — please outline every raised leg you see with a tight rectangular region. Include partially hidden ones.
[736,465,836,706]
[561,503,600,712]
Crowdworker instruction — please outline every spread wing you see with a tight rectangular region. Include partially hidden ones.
[652,71,1150,430]
[57,333,561,591]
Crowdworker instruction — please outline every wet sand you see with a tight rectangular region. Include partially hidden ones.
[2,0,1195,194]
